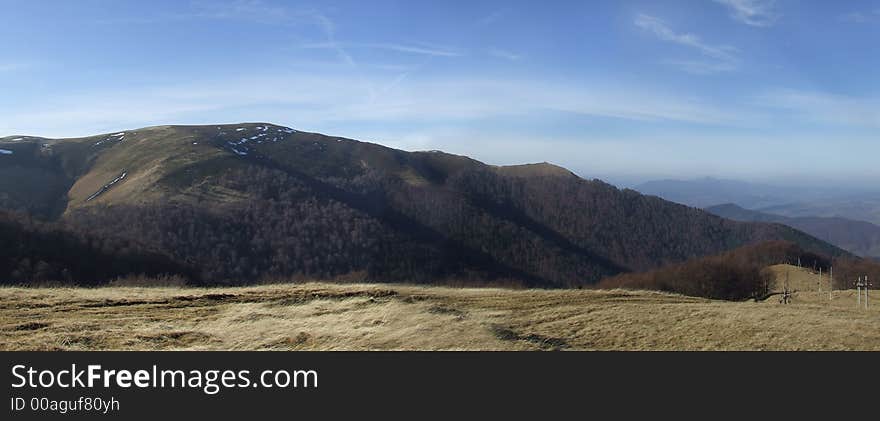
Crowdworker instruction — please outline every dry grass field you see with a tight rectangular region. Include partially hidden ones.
[1,265,878,351]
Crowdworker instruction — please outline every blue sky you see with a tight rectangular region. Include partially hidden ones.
[1,0,878,186]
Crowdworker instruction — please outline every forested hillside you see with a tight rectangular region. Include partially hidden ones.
[0,124,850,286]
[0,211,190,285]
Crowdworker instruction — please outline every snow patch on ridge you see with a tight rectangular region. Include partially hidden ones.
[94,132,125,146]
[86,171,127,202]
[218,125,299,158]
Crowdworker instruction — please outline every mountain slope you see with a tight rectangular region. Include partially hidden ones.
[0,210,190,285]
[707,203,880,258]
[0,123,849,286]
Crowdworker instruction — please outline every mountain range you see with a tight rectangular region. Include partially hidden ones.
[757,198,880,228]
[707,203,880,259]
[634,177,880,226]
[0,123,849,287]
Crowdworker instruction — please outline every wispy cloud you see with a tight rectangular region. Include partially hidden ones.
[0,72,748,137]
[99,0,317,25]
[191,0,291,23]
[839,9,880,23]
[635,14,736,61]
[713,0,778,27]
[190,2,460,61]
[662,59,737,75]
[304,12,356,67]
[476,9,507,27]
[301,42,462,57]
[756,89,880,128]
[635,14,738,74]
[487,48,522,61]
[362,43,461,57]
[0,62,28,72]
[96,1,359,66]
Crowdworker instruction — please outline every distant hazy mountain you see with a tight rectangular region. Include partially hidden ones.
[707,203,880,259]
[634,177,846,209]
[756,197,880,227]
[0,124,847,286]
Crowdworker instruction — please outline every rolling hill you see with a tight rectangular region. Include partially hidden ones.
[0,123,849,287]
[707,203,880,259]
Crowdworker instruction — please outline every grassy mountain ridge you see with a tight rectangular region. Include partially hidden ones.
[0,123,849,286]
